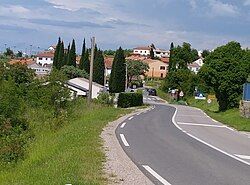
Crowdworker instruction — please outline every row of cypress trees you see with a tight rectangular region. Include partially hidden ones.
[53,37,106,85]
[53,37,77,69]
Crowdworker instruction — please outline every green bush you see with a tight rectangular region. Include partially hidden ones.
[118,93,143,108]
[96,92,114,105]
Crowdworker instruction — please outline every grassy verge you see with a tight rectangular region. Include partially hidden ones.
[187,98,250,132]
[0,99,130,185]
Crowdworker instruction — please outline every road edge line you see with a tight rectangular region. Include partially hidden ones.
[170,106,250,166]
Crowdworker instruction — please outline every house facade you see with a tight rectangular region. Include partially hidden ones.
[133,46,170,58]
[144,59,168,78]
[36,51,54,66]
[28,62,51,77]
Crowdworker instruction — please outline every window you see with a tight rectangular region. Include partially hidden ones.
[39,57,42,60]
[160,66,166,70]
[140,51,142,53]
[145,51,147,53]
[161,73,164,78]
[45,58,48,60]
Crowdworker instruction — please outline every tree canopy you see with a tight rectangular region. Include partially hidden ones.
[126,60,149,83]
[198,41,250,111]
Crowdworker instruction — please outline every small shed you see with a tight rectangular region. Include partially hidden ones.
[67,78,104,99]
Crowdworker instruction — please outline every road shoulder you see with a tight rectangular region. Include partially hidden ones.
[101,108,153,185]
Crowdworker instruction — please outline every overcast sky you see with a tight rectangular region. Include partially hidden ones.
[0,0,249,53]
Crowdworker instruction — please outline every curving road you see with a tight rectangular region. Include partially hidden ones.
[116,103,250,185]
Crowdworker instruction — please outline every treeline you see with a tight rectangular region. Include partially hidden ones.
[53,38,105,85]
[163,41,250,111]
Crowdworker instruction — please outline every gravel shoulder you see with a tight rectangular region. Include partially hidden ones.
[101,108,153,185]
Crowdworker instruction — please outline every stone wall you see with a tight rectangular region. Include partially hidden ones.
[240,100,250,118]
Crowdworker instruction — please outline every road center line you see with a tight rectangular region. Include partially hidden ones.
[120,134,129,147]
[120,122,126,128]
[142,165,171,185]
[128,116,134,120]
[235,154,250,160]
[177,122,226,128]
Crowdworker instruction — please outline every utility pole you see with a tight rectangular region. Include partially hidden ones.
[88,37,95,104]
[125,63,128,92]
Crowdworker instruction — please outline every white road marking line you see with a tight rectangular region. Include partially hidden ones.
[212,119,219,123]
[235,154,250,160]
[120,134,129,147]
[226,127,234,131]
[128,116,134,120]
[142,165,171,185]
[171,107,250,166]
[120,122,126,128]
[177,122,226,128]
[178,115,205,117]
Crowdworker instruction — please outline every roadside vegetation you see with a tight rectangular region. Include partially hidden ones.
[148,41,250,131]
[0,99,129,185]
[0,58,131,184]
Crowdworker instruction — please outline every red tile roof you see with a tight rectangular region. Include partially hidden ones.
[37,51,54,58]
[104,57,114,68]
[9,58,35,65]
[133,46,150,50]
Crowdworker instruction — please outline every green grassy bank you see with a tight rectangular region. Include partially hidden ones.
[0,100,130,185]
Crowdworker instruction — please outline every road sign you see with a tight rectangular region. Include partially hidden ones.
[207,99,212,104]
[179,91,184,97]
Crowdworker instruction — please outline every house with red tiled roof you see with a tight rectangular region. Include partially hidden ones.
[133,45,170,58]
[104,57,114,77]
[188,62,201,74]
[143,59,169,78]
[36,51,54,66]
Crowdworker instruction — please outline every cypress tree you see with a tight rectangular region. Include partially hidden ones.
[93,49,105,85]
[57,41,64,69]
[79,39,86,70]
[53,37,61,69]
[65,43,70,66]
[109,47,126,93]
[67,39,76,67]
[82,49,90,74]
[168,42,175,72]
[150,47,154,59]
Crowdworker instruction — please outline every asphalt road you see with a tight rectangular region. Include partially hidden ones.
[116,103,250,185]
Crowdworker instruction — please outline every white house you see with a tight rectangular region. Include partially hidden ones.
[193,58,204,67]
[67,78,104,99]
[188,62,201,74]
[48,45,56,52]
[133,46,169,58]
[36,51,54,66]
[28,62,51,77]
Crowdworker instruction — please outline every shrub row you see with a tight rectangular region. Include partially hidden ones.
[118,92,143,108]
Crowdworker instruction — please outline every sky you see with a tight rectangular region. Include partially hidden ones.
[0,0,249,53]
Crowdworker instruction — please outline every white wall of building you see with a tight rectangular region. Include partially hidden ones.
[68,78,104,99]
[133,49,150,56]
[36,57,53,66]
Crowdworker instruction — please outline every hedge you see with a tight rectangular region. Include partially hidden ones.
[117,92,143,108]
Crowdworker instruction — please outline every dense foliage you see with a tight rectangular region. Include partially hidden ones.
[199,42,250,111]
[163,42,199,96]
[93,48,105,85]
[126,59,149,83]
[0,64,71,164]
[118,92,143,108]
[109,47,126,93]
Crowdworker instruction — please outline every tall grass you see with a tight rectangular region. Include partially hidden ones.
[0,99,130,185]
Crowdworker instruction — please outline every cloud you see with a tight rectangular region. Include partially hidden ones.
[0,5,30,17]
[207,0,239,17]
[244,0,250,6]
[28,18,113,29]
[189,0,197,9]
[0,24,35,32]
[106,18,150,27]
